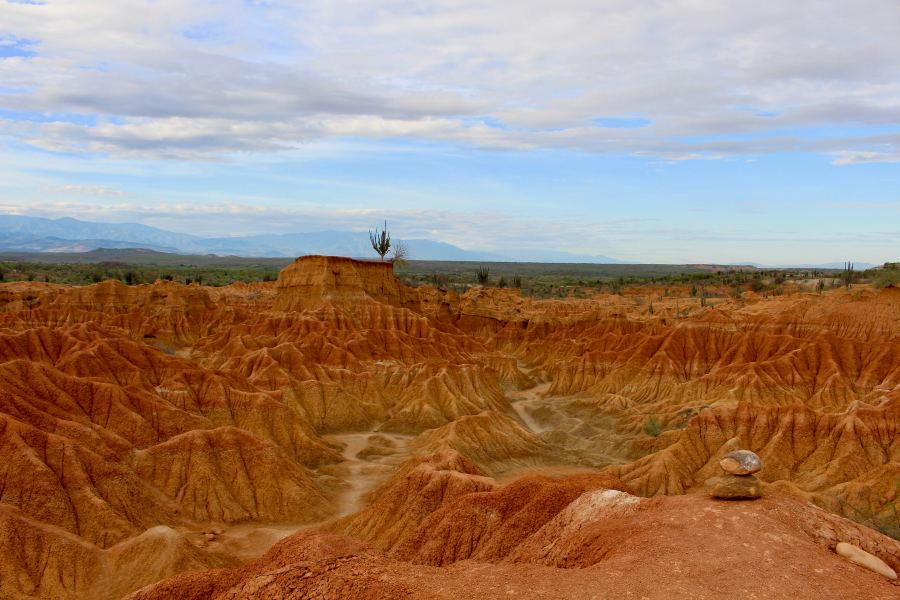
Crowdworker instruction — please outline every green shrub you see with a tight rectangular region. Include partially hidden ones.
[874,268,900,289]
[643,417,663,437]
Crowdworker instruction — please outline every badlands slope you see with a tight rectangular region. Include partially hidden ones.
[0,256,897,599]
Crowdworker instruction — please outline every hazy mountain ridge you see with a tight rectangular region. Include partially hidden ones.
[0,214,624,263]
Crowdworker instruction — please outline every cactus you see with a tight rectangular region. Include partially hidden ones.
[369,221,391,261]
[844,261,854,289]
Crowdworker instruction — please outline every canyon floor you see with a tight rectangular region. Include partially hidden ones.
[0,255,898,599]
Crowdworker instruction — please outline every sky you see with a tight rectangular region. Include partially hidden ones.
[0,0,899,264]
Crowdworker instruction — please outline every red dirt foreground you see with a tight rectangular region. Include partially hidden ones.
[2,256,900,598]
[127,489,899,599]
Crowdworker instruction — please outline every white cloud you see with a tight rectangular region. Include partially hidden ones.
[830,150,900,165]
[49,184,125,197]
[0,1,898,160]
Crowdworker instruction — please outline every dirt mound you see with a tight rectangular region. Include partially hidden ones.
[411,410,554,474]
[134,427,335,522]
[126,490,900,600]
[0,503,235,600]
[608,396,900,524]
[326,450,495,551]
[391,470,629,565]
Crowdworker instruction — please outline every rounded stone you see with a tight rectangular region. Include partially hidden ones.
[835,542,897,580]
[719,450,762,475]
[706,474,762,499]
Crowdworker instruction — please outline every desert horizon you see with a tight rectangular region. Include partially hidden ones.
[2,0,899,598]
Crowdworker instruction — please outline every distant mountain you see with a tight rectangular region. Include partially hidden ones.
[0,215,525,261]
[508,249,627,264]
[729,261,878,270]
[0,215,200,252]
[0,234,182,254]
[195,231,511,261]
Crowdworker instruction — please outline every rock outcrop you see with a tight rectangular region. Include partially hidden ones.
[274,255,403,311]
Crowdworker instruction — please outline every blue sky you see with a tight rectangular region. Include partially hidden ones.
[1,0,898,263]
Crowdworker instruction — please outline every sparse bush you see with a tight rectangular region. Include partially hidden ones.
[429,272,449,288]
[391,240,409,267]
[498,276,507,288]
[643,417,663,437]
[512,275,522,288]
[873,267,900,289]
[476,266,490,285]
[676,405,710,427]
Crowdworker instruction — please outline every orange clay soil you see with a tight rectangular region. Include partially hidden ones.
[0,255,898,599]
[128,490,899,600]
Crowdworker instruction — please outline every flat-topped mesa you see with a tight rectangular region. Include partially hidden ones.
[273,255,403,311]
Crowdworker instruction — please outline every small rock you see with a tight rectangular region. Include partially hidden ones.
[706,475,762,499]
[719,450,762,475]
[204,532,217,541]
[835,542,897,580]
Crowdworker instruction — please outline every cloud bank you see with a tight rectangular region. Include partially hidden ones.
[1,0,899,162]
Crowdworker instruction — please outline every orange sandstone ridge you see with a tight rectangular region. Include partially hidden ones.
[0,256,896,599]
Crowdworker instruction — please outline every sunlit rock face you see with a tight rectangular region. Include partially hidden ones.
[1,259,899,599]
[274,255,402,311]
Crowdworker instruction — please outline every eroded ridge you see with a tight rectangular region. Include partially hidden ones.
[0,257,898,599]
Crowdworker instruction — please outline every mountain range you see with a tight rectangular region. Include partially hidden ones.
[0,215,880,267]
[0,215,625,263]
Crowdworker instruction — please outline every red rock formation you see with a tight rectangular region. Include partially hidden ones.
[274,255,402,311]
[126,490,900,600]
[1,260,899,598]
[326,450,496,552]
[410,410,553,474]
